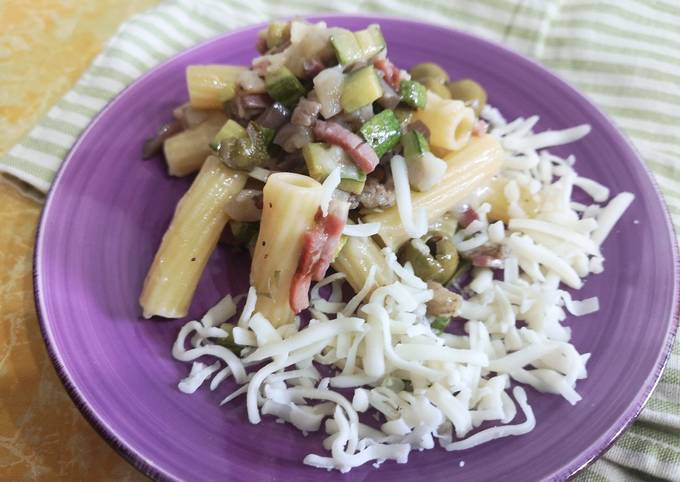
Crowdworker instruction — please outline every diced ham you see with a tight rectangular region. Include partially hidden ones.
[302,58,325,79]
[311,201,349,280]
[462,243,508,269]
[289,201,349,313]
[313,120,380,173]
[458,206,479,228]
[291,98,321,127]
[374,57,401,90]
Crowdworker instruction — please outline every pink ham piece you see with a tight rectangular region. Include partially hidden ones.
[289,201,349,313]
[313,120,379,173]
[374,57,401,90]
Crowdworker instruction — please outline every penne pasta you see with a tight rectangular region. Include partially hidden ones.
[331,230,395,293]
[364,135,503,250]
[186,65,245,109]
[251,173,323,326]
[139,156,247,318]
[413,94,475,151]
[164,112,227,176]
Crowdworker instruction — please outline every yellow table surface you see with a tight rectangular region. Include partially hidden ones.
[1,1,157,480]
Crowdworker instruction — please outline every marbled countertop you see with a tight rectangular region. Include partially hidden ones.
[1,1,156,479]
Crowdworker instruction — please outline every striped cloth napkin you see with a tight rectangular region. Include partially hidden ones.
[4,0,678,479]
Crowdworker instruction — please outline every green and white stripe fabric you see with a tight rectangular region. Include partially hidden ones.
[3,0,678,479]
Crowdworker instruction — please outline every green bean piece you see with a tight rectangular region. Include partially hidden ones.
[397,231,460,284]
[409,62,450,85]
[447,79,487,116]
[421,78,451,99]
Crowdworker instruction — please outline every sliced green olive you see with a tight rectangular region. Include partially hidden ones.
[447,79,487,116]
[409,62,450,85]
[398,231,459,284]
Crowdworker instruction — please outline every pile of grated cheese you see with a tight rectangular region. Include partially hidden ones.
[171,107,634,472]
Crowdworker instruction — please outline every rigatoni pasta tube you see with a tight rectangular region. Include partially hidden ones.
[164,113,227,177]
[140,156,247,318]
[332,233,395,293]
[413,95,475,151]
[186,65,245,109]
[251,173,322,327]
[364,135,503,250]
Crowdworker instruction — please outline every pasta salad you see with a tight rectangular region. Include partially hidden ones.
[139,20,634,472]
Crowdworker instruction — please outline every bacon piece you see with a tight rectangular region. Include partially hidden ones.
[302,58,325,79]
[313,120,380,173]
[458,206,479,228]
[289,202,349,313]
[374,57,401,90]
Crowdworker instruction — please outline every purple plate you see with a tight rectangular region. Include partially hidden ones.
[34,15,678,482]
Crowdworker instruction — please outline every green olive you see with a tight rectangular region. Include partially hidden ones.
[420,78,451,99]
[409,62,450,85]
[397,232,459,284]
[447,79,487,116]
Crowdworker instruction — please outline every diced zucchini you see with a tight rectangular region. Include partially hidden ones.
[265,66,306,108]
[359,109,401,157]
[215,323,243,355]
[331,28,363,66]
[266,21,290,49]
[230,221,260,244]
[302,143,367,194]
[210,119,246,150]
[354,24,386,60]
[401,130,430,159]
[186,65,246,109]
[217,122,272,170]
[394,107,415,129]
[339,177,366,194]
[340,66,383,113]
[399,80,427,109]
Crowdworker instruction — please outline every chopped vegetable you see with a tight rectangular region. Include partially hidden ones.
[359,109,401,157]
[330,28,363,66]
[266,21,290,50]
[354,24,386,60]
[447,79,487,116]
[401,130,430,159]
[397,231,459,284]
[265,66,306,107]
[313,66,344,118]
[430,316,451,332]
[217,122,273,170]
[409,62,449,85]
[303,143,367,194]
[215,323,244,355]
[230,221,260,245]
[340,66,383,113]
[394,107,415,129]
[399,80,427,109]
[210,119,246,150]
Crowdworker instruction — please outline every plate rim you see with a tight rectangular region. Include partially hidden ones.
[33,13,680,482]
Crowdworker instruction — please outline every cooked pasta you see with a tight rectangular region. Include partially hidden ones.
[413,94,475,151]
[186,65,245,109]
[364,135,503,249]
[331,228,396,292]
[139,156,247,318]
[250,173,322,326]
[164,113,227,176]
